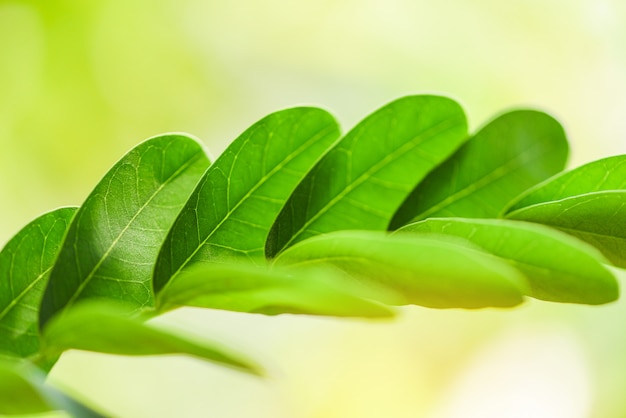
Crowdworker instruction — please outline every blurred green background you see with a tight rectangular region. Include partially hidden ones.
[1,1,625,417]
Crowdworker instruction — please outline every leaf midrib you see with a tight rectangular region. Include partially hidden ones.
[0,267,51,324]
[167,123,337,283]
[413,136,556,221]
[280,116,462,251]
[65,151,206,307]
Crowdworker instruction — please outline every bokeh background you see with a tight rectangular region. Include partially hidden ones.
[1,0,625,417]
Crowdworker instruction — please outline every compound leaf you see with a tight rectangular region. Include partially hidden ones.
[0,207,77,358]
[39,134,210,328]
[266,95,468,257]
[153,107,340,295]
[390,110,568,228]
[398,218,618,304]
[157,262,394,318]
[275,230,527,309]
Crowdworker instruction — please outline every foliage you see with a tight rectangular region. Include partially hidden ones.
[0,95,623,415]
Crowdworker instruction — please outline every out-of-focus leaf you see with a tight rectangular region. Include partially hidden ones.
[41,301,263,376]
[0,360,52,415]
[398,218,618,304]
[275,230,528,309]
[266,95,468,257]
[506,191,626,268]
[153,108,340,294]
[0,208,77,358]
[157,262,394,318]
[390,110,568,228]
[39,135,210,328]
[0,359,105,416]
[506,154,626,214]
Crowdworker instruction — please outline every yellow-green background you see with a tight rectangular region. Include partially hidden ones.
[1,1,625,417]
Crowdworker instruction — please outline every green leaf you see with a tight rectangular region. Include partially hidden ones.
[157,262,394,318]
[0,207,77,358]
[40,301,263,376]
[275,230,528,309]
[0,359,105,416]
[397,218,618,304]
[266,95,469,257]
[390,110,569,228]
[0,360,54,415]
[153,107,340,295]
[506,191,626,268]
[506,154,626,214]
[39,134,210,328]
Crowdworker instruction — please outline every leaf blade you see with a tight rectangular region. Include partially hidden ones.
[505,154,626,214]
[0,207,77,358]
[390,110,569,228]
[41,301,263,376]
[157,262,394,318]
[153,107,340,294]
[398,218,618,304]
[275,231,528,309]
[39,134,210,328]
[506,191,626,268]
[0,359,105,416]
[266,95,469,257]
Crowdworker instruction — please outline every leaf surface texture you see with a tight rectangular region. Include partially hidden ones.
[266,95,468,256]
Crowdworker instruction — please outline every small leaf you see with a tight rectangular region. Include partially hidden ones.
[39,134,210,328]
[275,230,527,309]
[157,262,394,318]
[398,218,618,304]
[0,359,105,416]
[0,360,53,414]
[41,301,263,376]
[153,107,340,294]
[390,110,569,228]
[506,154,626,214]
[0,207,77,358]
[266,95,468,257]
[506,191,626,268]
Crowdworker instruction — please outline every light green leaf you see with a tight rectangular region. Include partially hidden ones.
[506,154,626,214]
[390,110,568,228]
[398,218,618,304]
[0,359,105,416]
[40,301,263,376]
[157,262,394,318]
[266,95,468,257]
[0,360,53,415]
[275,230,527,309]
[153,107,340,295]
[0,208,77,358]
[506,191,626,268]
[39,134,210,328]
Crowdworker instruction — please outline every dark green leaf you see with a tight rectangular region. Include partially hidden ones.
[507,191,626,268]
[390,110,569,228]
[398,218,618,304]
[39,135,210,328]
[41,301,263,376]
[506,154,626,214]
[0,359,105,416]
[0,208,77,358]
[153,108,340,294]
[157,262,394,318]
[266,95,468,257]
[275,230,528,309]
